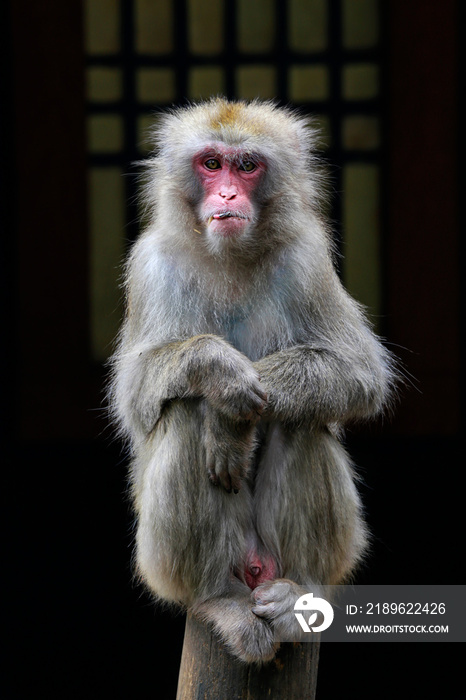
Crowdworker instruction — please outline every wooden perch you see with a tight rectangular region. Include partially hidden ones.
[176,613,320,700]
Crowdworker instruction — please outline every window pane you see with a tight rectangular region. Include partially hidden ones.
[313,114,331,150]
[342,64,379,100]
[89,167,125,362]
[137,114,156,153]
[137,68,175,103]
[342,116,379,150]
[88,115,124,153]
[189,67,225,99]
[238,0,275,53]
[85,0,120,54]
[189,0,224,55]
[237,66,276,99]
[289,0,327,52]
[342,0,378,49]
[289,65,329,101]
[342,164,381,318]
[135,0,173,54]
[87,68,123,102]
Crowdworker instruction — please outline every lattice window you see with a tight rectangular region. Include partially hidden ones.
[85,0,382,361]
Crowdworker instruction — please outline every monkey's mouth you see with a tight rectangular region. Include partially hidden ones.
[207,212,248,225]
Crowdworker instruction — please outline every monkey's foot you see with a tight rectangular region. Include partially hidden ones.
[224,611,278,664]
[193,595,278,664]
[251,579,306,641]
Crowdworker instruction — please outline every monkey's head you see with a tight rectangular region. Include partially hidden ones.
[143,98,323,257]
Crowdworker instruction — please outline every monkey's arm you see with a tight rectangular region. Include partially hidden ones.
[254,274,395,428]
[112,334,266,439]
[255,341,392,427]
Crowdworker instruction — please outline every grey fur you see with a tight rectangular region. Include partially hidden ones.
[108,98,396,663]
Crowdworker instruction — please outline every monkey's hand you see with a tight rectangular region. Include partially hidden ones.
[204,404,258,493]
[120,336,267,437]
[252,579,309,641]
[189,337,267,422]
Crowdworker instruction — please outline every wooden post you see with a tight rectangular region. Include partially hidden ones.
[176,613,320,700]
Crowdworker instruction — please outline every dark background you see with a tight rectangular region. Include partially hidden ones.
[2,1,463,698]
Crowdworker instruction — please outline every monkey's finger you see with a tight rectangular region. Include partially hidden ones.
[226,452,248,490]
[254,386,268,404]
[208,470,219,486]
[206,453,220,486]
[251,385,268,404]
[241,408,261,423]
[240,393,267,421]
[218,463,233,493]
[252,396,268,418]
[230,473,242,494]
[252,581,285,601]
[252,603,275,618]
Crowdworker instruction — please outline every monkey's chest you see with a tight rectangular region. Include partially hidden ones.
[215,308,285,361]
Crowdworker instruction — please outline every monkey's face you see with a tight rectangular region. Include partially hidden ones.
[193,145,266,245]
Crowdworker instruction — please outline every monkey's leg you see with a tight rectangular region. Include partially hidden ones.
[255,424,367,584]
[249,424,368,638]
[134,400,281,663]
[134,401,248,600]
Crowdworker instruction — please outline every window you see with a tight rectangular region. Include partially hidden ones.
[85,0,383,361]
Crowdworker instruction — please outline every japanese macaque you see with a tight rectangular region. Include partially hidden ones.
[109,98,395,663]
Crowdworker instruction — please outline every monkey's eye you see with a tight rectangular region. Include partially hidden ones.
[239,160,256,172]
[204,158,221,170]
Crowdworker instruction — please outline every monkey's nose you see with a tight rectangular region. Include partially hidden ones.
[219,186,237,199]
[249,565,261,577]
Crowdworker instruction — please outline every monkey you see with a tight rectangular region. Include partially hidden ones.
[109,98,395,663]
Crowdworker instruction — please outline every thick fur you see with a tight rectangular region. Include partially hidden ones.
[109,98,396,663]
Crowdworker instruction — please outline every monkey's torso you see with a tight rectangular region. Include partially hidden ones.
[128,245,367,603]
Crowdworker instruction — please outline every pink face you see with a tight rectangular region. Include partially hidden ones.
[193,146,266,239]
